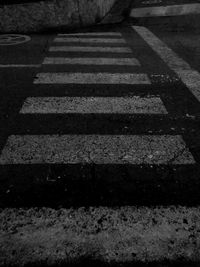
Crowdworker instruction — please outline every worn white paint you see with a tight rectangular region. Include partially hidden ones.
[1,206,200,264]
[133,26,200,103]
[0,34,31,45]
[20,96,167,114]
[34,73,150,84]
[42,57,140,66]
[57,32,122,36]
[0,135,194,164]
[54,37,126,44]
[0,64,41,68]
[49,46,132,53]
[130,3,200,17]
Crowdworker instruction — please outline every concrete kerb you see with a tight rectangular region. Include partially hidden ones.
[0,0,116,33]
[129,1,200,31]
[1,206,200,266]
[129,15,200,32]
[99,0,133,25]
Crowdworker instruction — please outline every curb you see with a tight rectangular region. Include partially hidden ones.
[129,2,200,31]
[129,14,200,32]
[130,3,200,17]
[99,0,132,25]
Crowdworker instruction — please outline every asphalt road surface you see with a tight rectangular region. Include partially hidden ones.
[0,23,200,208]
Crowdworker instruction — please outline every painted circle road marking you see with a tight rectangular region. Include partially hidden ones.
[0,34,31,45]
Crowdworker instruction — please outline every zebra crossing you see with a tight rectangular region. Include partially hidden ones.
[53,37,127,43]
[49,46,132,52]
[0,135,194,164]
[1,27,200,266]
[20,96,168,114]
[43,57,140,66]
[34,73,150,84]
[0,29,195,167]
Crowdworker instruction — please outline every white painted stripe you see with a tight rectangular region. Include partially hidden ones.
[130,3,200,17]
[34,73,150,85]
[0,135,194,164]
[43,57,140,66]
[54,38,126,44]
[49,46,132,53]
[58,32,122,36]
[133,26,200,102]
[20,96,167,114]
[1,207,200,263]
[0,64,41,68]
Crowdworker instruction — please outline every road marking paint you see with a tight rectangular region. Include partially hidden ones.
[0,135,194,164]
[49,46,132,53]
[133,26,200,102]
[0,34,31,45]
[34,73,150,84]
[1,207,200,264]
[1,206,200,264]
[130,3,200,17]
[43,57,140,66]
[54,38,126,44]
[20,96,167,114]
[58,32,122,36]
[0,64,41,68]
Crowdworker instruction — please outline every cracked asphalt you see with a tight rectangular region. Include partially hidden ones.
[0,23,200,207]
[0,22,200,266]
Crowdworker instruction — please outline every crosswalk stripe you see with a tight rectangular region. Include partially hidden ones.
[42,57,140,66]
[20,96,167,114]
[0,135,194,165]
[1,206,200,264]
[1,207,199,263]
[34,73,151,84]
[54,38,126,44]
[58,32,122,36]
[0,64,41,68]
[133,26,200,103]
[49,46,132,53]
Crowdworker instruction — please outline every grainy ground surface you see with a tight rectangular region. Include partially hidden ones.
[0,21,200,266]
[0,23,200,207]
[0,0,116,32]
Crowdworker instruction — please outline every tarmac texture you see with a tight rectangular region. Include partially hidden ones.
[1,207,200,265]
[0,0,116,32]
[0,21,200,266]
